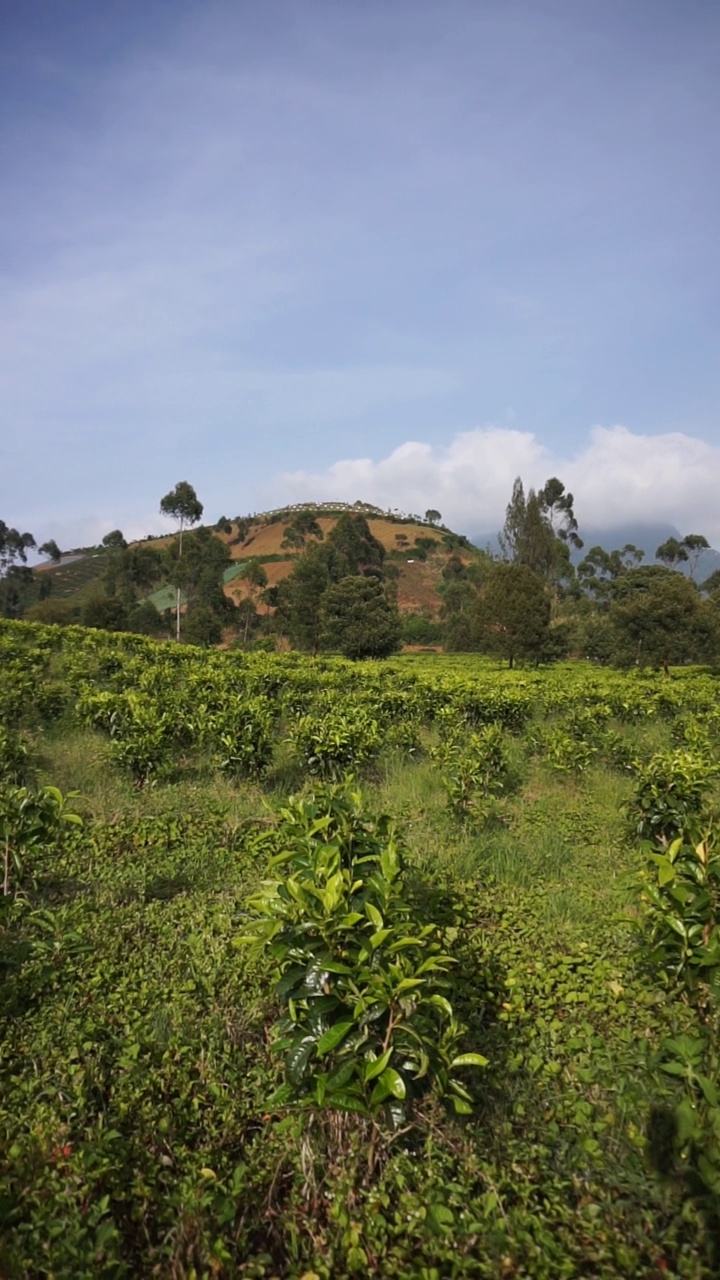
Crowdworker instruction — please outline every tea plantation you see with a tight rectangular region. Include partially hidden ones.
[1,618,719,1277]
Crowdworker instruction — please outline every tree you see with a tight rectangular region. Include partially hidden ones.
[497,478,527,563]
[425,509,442,525]
[538,478,583,550]
[655,537,688,571]
[237,559,268,646]
[324,513,385,580]
[159,482,204,640]
[0,520,36,619]
[701,568,720,596]
[578,543,645,603]
[279,545,332,653]
[102,529,127,551]
[104,544,162,604]
[126,600,164,636]
[281,510,325,550]
[81,595,129,632]
[39,539,62,563]
[682,534,710,580]
[183,606,223,648]
[165,526,231,627]
[609,567,715,673]
[476,563,551,667]
[320,576,401,659]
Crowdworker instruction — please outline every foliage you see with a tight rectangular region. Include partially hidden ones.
[610,568,719,670]
[290,708,384,779]
[0,783,81,898]
[628,750,718,844]
[477,562,551,666]
[637,833,720,1000]
[436,724,512,823]
[239,784,487,1122]
[5,620,720,1272]
[320,576,401,659]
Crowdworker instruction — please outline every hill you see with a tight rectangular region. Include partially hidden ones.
[33,503,483,622]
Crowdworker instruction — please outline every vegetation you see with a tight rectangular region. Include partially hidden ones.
[3,617,720,1274]
[3,481,719,667]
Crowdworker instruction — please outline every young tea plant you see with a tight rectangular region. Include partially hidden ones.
[0,784,82,899]
[628,750,719,845]
[238,781,487,1125]
[436,724,512,825]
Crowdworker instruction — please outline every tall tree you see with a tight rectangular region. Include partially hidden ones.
[476,563,551,667]
[497,477,527,563]
[538,477,583,550]
[279,544,331,653]
[682,534,710,580]
[0,521,36,619]
[425,509,442,525]
[655,537,688,571]
[159,482,203,640]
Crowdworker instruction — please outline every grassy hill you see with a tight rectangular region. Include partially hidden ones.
[33,504,483,621]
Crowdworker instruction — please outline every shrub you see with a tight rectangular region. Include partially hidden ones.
[628,750,718,844]
[239,783,487,1123]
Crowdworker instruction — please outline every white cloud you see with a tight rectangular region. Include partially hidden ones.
[275,424,720,543]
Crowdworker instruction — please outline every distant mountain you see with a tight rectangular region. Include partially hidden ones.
[470,523,720,585]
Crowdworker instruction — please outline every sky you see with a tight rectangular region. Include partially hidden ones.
[2,0,720,548]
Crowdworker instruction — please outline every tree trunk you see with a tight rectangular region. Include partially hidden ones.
[176,521,184,642]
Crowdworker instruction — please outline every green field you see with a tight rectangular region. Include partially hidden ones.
[1,621,719,1277]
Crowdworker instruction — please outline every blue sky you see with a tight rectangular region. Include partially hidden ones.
[2,0,720,547]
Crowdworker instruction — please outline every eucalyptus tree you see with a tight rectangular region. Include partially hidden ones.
[159,482,204,640]
[0,520,36,618]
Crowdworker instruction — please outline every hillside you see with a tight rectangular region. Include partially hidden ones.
[35,504,482,621]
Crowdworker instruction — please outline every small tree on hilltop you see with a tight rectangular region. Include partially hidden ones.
[39,539,62,563]
[159,482,203,641]
[425,509,442,525]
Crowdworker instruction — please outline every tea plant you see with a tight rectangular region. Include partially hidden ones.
[0,783,82,898]
[239,783,487,1123]
[290,709,384,779]
[628,750,719,844]
[437,724,512,823]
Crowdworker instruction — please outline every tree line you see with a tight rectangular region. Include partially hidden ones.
[3,477,720,668]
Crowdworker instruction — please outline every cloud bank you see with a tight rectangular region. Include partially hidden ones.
[275,425,720,544]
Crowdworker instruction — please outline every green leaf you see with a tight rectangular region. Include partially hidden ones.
[429,994,454,1018]
[451,1096,473,1115]
[365,903,383,929]
[378,1066,406,1100]
[364,1049,392,1082]
[696,1073,719,1107]
[323,1090,369,1115]
[450,1052,489,1068]
[286,1035,316,1085]
[369,928,393,951]
[428,1204,455,1231]
[316,1020,354,1056]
